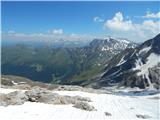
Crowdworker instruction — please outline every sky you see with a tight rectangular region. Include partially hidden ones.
[1,1,160,43]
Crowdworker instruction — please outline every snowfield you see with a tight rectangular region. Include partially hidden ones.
[0,88,160,120]
[134,53,160,76]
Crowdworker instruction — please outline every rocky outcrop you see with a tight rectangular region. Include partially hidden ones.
[104,112,112,116]
[25,86,91,105]
[1,75,60,90]
[136,114,152,119]
[73,101,96,111]
[0,91,28,106]
[55,85,83,91]
[0,86,95,111]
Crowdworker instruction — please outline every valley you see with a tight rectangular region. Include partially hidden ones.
[2,37,137,85]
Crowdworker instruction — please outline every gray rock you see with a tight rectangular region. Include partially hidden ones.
[105,112,112,116]
[25,86,91,105]
[0,86,95,111]
[73,102,96,111]
[37,93,60,104]
[0,91,28,106]
[25,86,57,103]
[43,95,91,105]
[28,97,37,102]
[25,86,48,97]
[149,96,160,100]
[56,85,83,91]
[73,96,91,102]
[25,86,49,96]
[136,114,152,119]
[56,95,91,105]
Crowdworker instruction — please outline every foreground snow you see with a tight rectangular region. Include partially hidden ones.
[0,88,160,120]
[0,88,26,94]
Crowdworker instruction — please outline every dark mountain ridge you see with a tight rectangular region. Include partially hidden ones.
[90,34,160,89]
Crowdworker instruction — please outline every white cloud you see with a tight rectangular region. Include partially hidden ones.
[8,30,16,34]
[2,31,96,43]
[104,12,134,31]
[142,20,160,34]
[143,11,160,18]
[93,16,104,22]
[104,12,160,40]
[52,29,63,35]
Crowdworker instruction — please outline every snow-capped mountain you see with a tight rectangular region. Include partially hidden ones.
[2,36,137,84]
[91,34,160,89]
[75,37,137,70]
[89,37,137,55]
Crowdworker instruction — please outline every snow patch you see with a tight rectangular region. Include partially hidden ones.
[116,56,126,66]
[12,81,18,85]
[133,53,160,87]
[101,47,108,51]
[0,88,23,94]
[134,53,160,75]
[139,46,151,55]
[119,39,130,44]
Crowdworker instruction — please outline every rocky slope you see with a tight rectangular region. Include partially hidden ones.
[91,34,160,89]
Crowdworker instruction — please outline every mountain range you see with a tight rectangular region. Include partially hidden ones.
[90,34,160,89]
[2,34,160,89]
[2,37,137,85]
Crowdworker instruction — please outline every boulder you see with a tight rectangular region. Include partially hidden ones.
[25,86,57,103]
[136,114,152,119]
[0,91,28,106]
[56,85,83,91]
[105,112,112,116]
[73,102,96,111]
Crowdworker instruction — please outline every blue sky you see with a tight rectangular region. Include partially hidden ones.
[2,1,160,42]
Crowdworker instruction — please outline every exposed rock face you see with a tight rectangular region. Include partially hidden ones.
[1,75,33,86]
[104,112,112,116]
[73,101,96,111]
[25,86,91,104]
[91,34,160,89]
[149,65,160,85]
[0,91,28,106]
[55,85,83,91]
[136,114,152,119]
[1,75,59,90]
[0,86,94,111]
